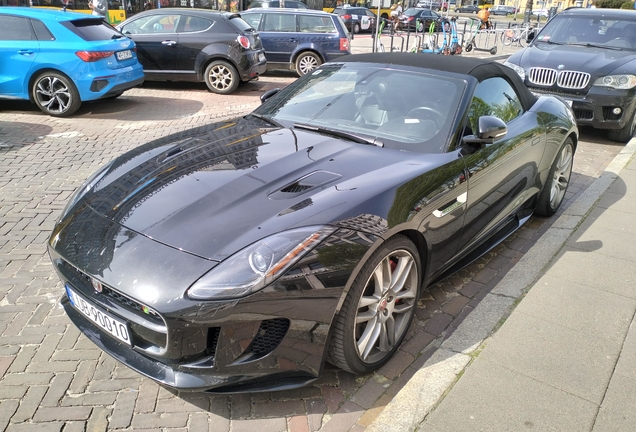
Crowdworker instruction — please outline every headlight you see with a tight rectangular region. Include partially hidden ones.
[187,226,336,300]
[593,74,636,90]
[59,161,114,221]
[503,61,525,81]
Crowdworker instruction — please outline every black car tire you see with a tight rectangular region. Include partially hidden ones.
[204,60,239,95]
[328,235,421,374]
[353,23,360,34]
[32,71,82,117]
[608,109,636,143]
[295,52,322,76]
[535,137,574,217]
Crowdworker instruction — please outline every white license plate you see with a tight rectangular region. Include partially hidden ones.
[65,285,131,346]
[566,100,573,107]
[258,52,266,62]
[116,50,133,61]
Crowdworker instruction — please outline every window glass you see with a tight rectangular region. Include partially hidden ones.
[0,15,35,41]
[298,15,336,33]
[61,18,124,40]
[469,77,523,133]
[31,19,55,41]
[242,13,262,30]
[263,13,296,32]
[535,15,636,49]
[181,15,212,32]
[119,14,180,35]
[228,15,254,32]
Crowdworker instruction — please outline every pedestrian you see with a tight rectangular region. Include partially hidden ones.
[144,0,153,10]
[89,0,108,17]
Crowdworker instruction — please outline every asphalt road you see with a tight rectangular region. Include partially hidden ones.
[0,51,625,431]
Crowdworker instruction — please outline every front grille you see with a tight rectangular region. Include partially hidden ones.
[557,71,590,89]
[529,67,557,86]
[574,108,594,120]
[528,67,590,90]
[250,318,290,357]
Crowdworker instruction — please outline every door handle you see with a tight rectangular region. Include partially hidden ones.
[18,50,34,55]
[161,40,177,45]
[433,192,467,218]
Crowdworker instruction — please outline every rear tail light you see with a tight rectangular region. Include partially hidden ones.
[343,14,352,19]
[237,35,251,49]
[408,17,415,21]
[75,51,114,62]
[340,37,349,51]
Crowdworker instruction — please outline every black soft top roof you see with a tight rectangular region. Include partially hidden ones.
[338,53,538,110]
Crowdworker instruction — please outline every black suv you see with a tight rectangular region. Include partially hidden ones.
[117,9,267,94]
[505,8,636,142]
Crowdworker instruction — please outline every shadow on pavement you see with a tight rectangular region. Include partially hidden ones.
[0,120,53,150]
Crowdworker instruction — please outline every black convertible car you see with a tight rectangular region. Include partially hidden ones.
[49,54,577,393]
[505,8,636,143]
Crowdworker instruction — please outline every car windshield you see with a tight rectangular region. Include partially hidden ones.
[254,63,465,154]
[534,15,636,50]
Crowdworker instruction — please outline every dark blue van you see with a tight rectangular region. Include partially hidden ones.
[241,8,351,76]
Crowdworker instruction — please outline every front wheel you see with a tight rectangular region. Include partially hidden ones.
[535,137,574,216]
[204,60,239,95]
[295,51,321,76]
[328,235,421,374]
[32,72,81,117]
[608,109,636,143]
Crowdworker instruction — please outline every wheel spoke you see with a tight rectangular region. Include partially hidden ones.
[372,257,391,296]
[390,256,414,293]
[357,318,381,360]
[356,309,376,324]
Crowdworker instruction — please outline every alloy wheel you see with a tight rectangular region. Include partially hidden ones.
[549,142,574,210]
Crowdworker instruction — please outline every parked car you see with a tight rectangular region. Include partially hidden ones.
[400,7,442,32]
[241,8,350,76]
[455,5,480,13]
[505,7,636,142]
[490,5,516,16]
[49,53,577,393]
[0,7,144,117]
[248,0,309,8]
[416,0,442,11]
[116,8,267,95]
[333,6,377,34]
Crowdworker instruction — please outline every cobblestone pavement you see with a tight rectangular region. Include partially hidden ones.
[0,71,624,432]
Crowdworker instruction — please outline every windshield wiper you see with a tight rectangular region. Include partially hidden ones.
[568,42,623,51]
[293,123,383,147]
[537,39,565,45]
[247,113,284,128]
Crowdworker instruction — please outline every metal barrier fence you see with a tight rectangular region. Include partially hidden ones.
[373,18,539,57]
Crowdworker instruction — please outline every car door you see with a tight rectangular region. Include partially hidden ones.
[119,13,181,73]
[174,14,215,77]
[457,77,545,255]
[0,14,39,97]
[259,12,298,64]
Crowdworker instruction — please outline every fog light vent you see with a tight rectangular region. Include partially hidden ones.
[250,318,290,358]
[90,79,109,92]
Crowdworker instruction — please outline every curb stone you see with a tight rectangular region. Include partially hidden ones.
[367,138,636,432]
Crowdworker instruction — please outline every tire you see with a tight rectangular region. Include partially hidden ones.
[535,137,574,217]
[465,42,473,52]
[32,71,81,117]
[328,235,421,374]
[353,23,360,34]
[204,60,239,95]
[608,109,636,143]
[295,51,321,77]
[416,21,424,32]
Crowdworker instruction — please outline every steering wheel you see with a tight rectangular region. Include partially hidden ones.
[406,106,446,128]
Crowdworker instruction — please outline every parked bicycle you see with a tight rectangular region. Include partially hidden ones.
[501,25,532,47]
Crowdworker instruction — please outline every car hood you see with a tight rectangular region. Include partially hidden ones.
[78,117,439,261]
[512,42,636,78]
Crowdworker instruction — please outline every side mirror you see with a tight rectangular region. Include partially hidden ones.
[260,88,280,104]
[463,116,507,145]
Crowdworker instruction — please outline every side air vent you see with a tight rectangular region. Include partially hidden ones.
[268,170,342,200]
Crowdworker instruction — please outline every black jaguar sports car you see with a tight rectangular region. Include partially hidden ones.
[48,53,578,393]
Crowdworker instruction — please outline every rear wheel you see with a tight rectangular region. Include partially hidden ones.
[329,235,421,374]
[535,137,574,216]
[204,60,239,95]
[608,109,636,143]
[353,23,360,34]
[32,72,81,117]
[295,52,321,76]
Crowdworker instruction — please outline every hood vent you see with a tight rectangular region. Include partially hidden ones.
[269,170,342,200]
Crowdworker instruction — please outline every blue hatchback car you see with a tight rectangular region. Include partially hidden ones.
[0,7,144,117]
[241,8,351,76]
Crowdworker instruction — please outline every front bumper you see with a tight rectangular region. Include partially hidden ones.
[528,85,636,131]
